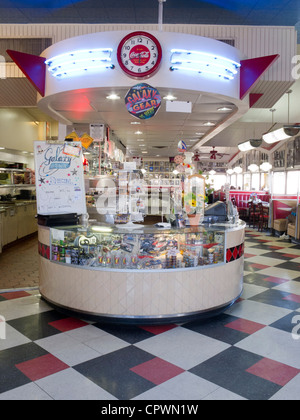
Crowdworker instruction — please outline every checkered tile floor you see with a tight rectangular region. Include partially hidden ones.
[0,228,300,400]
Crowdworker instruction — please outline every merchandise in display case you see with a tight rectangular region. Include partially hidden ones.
[50,224,225,270]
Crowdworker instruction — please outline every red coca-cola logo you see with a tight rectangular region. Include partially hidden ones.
[129,45,150,66]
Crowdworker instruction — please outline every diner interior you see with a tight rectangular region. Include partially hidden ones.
[1,0,300,402]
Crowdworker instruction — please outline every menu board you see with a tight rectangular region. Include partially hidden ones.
[34,141,87,215]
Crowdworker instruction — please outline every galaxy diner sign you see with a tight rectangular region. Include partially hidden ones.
[125,83,161,120]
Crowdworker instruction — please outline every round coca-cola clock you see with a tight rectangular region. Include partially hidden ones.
[117,31,162,78]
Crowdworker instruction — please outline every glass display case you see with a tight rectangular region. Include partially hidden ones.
[50,224,226,270]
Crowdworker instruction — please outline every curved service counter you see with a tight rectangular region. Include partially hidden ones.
[38,221,245,324]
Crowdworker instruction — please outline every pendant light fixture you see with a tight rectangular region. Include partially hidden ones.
[248,163,259,172]
[260,162,272,171]
[262,91,300,144]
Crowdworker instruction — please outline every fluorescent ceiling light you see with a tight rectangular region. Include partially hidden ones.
[226,169,234,175]
[203,122,215,126]
[106,94,120,100]
[217,106,232,111]
[238,141,254,152]
[238,139,262,152]
[163,95,177,100]
[262,126,300,144]
[135,131,143,135]
[131,121,140,125]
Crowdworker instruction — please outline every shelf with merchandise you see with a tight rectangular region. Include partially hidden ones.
[49,224,226,271]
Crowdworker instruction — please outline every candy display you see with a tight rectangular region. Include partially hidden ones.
[50,226,225,270]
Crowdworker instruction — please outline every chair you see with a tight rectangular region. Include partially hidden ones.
[248,202,260,228]
[257,204,269,232]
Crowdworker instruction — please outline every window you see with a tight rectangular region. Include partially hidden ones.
[209,174,226,191]
[286,171,300,194]
[237,174,243,189]
[273,172,285,194]
[252,173,260,190]
[244,173,251,191]
[213,174,226,191]
[261,173,269,191]
[230,174,236,188]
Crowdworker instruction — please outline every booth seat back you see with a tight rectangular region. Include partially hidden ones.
[229,191,271,210]
[287,205,300,239]
[271,198,298,227]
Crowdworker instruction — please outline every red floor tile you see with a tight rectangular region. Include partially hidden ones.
[282,254,300,258]
[264,276,289,284]
[130,357,184,385]
[0,291,31,300]
[139,325,177,335]
[250,263,270,270]
[244,253,256,258]
[225,318,265,334]
[15,354,69,381]
[246,358,300,386]
[283,294,300,303]
[48,317,88,332]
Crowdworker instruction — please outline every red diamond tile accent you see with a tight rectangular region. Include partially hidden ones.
[232,246,238,260]
[48,317,88,332]
[15,354,69,381]
[130,357,184,385]
[225,318,265,334]
[226,249,232,262]
[0,291,31,300]
[238,244,244,257]
[140,325,176,335]
[246,358,300,386]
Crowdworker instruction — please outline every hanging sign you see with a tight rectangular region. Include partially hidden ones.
[65,131,79,141]
[178,140,187,152]
[34,141,87,216]
[125,83,161,120]
[81,133,94,149]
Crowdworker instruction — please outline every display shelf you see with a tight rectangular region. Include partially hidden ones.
[0,167,35,188]
[49,224,225,270]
